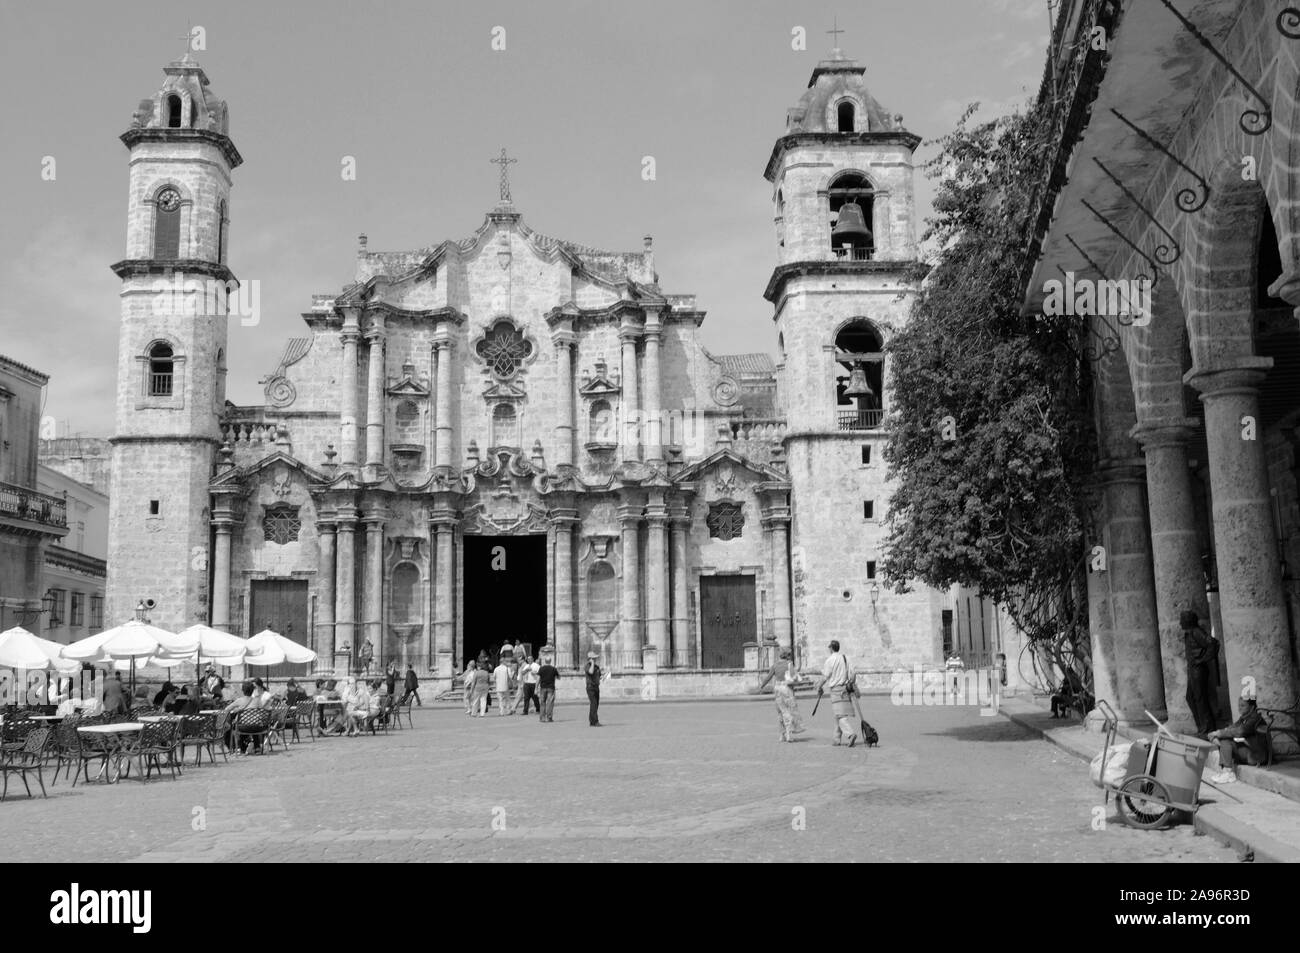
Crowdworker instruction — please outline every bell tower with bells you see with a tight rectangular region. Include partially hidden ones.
[764,41,937,677]
[106,50,241,633]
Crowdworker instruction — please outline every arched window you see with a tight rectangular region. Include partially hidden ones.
[166,95,183,128]
[589,400,614,445]
[395,400,420,443]
[153,187,182,260]
[834,320,884,430]
[391,563,421,623]
[828,172,874,261]
[492,403,517,447]
[588,562,617,620]
[775,189,785,248]
[216,199,226,263]
[148,342,175,396]
[837,101,855,133]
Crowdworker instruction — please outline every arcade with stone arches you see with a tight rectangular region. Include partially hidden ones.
[1027,1,1300,736]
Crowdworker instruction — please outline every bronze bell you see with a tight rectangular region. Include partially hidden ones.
[832,201,872,245]
[844,363,875,399]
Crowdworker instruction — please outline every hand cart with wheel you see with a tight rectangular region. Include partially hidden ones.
[1096,699,1215,829]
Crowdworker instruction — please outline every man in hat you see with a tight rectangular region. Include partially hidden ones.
[203,664,225,705]
[816,640,858,746]
[1208,680,1268,783]
[584,651,603,727]
[1181,609,1223,736]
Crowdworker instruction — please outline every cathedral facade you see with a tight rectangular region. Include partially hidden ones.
[105,49,950,690]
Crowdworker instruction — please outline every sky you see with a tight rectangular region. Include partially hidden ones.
[0,0,1050,436]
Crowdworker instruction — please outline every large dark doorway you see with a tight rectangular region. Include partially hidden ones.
[699,575,756,669]
[462,534,548,666]
[248,579,310,678]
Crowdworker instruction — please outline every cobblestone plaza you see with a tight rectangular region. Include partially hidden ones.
[0,702,1235,863]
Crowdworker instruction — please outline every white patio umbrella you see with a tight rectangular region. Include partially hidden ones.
[62,619,197,695]
[0,626,80,674]
[174,624,249,662]
[239,628,317,667]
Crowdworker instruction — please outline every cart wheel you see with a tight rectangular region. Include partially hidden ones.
[1116,775,1171,829]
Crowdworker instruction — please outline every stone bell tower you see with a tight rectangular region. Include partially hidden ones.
[765,46,941,680]
[106,53,242,631]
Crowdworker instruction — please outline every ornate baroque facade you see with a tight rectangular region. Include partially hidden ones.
[106,49,947,689]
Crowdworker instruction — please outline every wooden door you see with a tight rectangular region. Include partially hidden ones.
[248,579,310,676]
[699,575,756,669]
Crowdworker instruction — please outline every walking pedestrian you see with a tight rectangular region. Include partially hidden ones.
[584,651,603,727]
[471,662,491,717]
[513,655,540,714]
[404,663,422,706]
[494,656,513,716]
[1181,610,1224,736]
[756,648,805,742]
[359,639,374,676]
[537,656,559,722]
[463,660,478,715]
[945,653,964,702]
[385,661,398,697]
[816,640,858,746]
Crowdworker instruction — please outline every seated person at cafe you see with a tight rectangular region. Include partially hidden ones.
[344,678,372,736]
[224,680,263,753]
[322,679,349,735]
[168,686,198,715]
[1209,682,1268,783]
[284,678,308,706]
[153,681,178,709]
[251,677,273,708]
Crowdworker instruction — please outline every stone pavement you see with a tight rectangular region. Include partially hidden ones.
[998,695,1300,863]
[0,698,1239,862]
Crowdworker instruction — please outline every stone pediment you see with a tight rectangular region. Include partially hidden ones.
[578,358,621,398]
[387,363,431,398]
[672,449,788,488]
[482,380,527,402]
[209,449,329,490]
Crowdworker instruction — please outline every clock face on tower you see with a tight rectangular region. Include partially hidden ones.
[156,188,181,211]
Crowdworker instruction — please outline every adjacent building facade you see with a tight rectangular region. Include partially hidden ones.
[0,355,69,633]
[105,49,950,690]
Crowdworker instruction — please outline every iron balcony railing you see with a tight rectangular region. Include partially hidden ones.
[832,246,874,261]
[837,409,884,431]
[0,481,68,529]
[148,372,173,396]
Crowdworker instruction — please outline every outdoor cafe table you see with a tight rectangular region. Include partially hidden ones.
[76,723,144,783]
[137,715,179,723]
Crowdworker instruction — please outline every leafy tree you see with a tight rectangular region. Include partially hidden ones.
[882,102,1093,650]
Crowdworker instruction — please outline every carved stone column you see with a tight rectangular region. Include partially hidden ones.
[334,502,358,668]
[362,505,388,667]
[1130,418,1208,732]
[1092,461,1166,722]
[669,497,692,667]
[315,518,337,660]
[431,507,457,676]
[553,332,576,468]
[618,496,644,665]
[620,322,641,462]
[762,490,793,653]
[210,520,234,631]
[1188,361,1297,722]
[434,339,454,470]
[364,317,386,470]
[551,501,578,668]
[339,309,362,468]
[645,489,670,658]
[643,309,663,463]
